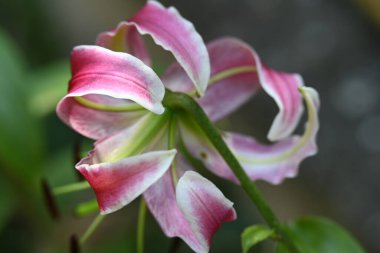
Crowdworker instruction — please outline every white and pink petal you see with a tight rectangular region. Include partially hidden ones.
[96,22,151,66]
[198,37,260,122]
[225,87,319,183]
[57,94,146,140]
[205,37,304,141]
[259,64,304,141]
[162,37,259,115]
[77,150,176,214]
[180,87,320,185]
[144,169,202,252]
[129,1,210,95]
[144,159,236,253]
[56,45,165,139]
[176,171,237,252]
[163,36,304,136]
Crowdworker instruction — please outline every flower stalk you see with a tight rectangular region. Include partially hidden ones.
[163,89,301,253]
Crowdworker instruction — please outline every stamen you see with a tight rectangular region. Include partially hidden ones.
[80,214,105,245]
[53,181,90,195]
[74,199,99,218]
[237,87,317,164]
[70,235,80,253]
[41,179,60,220]
[74,97,144,112]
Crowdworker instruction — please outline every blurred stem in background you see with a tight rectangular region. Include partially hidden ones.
[0,0,62,66]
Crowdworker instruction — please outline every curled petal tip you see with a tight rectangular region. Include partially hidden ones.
[225,85,320,184]
[176,171,236,252]
[96,22,151,66]
[261,67,305,142]
[77,150,176,214]
[129,1,210,95]
[181,85,319,185]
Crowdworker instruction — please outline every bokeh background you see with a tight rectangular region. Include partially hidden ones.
[0,0,379,252]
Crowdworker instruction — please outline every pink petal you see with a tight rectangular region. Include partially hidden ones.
[162,37,260,116]
[163,37,303,134]
[144,169,202,252]
[77,150,176,214]
[260,64,304,141]
[176,171,237,252]
[179,119,237,182]
[226,87,319,184]
[56,45,165,139]
[161,62,195,94]
[180,87,320,185]
[57,95,145,140]
[198,37,260,121]
[96,22,151,66]
[204,37,304,140]
[129,1,210,95]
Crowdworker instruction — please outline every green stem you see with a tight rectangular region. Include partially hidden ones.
[137,198,147,253]
[163,90,300,253]
[53,181,90,195]
[80,214,105,245]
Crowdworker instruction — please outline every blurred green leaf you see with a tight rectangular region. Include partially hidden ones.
[276,216,366,253]
[241,224,274,253]
[0,177,15,233]
[0,28,44,181]
[28,60,70,117]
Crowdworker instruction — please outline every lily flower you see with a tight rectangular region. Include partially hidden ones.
[56,1,320,252]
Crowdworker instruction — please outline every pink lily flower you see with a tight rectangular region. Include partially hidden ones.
[56,1,320,252]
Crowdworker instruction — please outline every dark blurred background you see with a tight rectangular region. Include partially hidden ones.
[0,0,379,252]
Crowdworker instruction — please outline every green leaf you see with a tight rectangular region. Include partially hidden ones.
[241,225,275,253]
[0,28,44,181]
[0,177,15,233]
[276,216,366,253]
[28,60,70,117]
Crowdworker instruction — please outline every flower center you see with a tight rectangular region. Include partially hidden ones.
[100,112,170,163]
